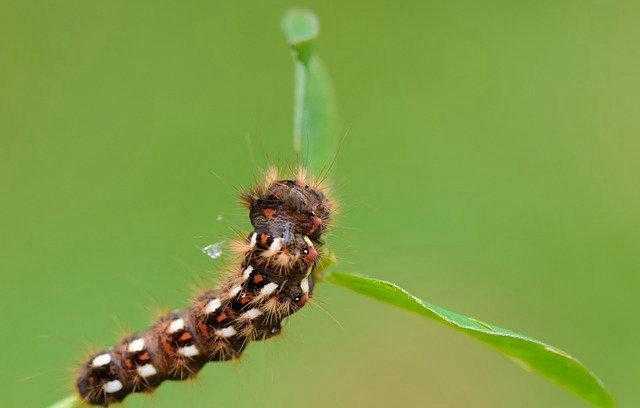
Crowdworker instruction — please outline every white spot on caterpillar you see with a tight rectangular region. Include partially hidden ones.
[127,338,145,353]
[168,318,184,334]
[240,308,262,320]
[215,326,237,338]
[136,363,157,378]
[178,345,200,357]
[303,235,314,248]
[91,353,111,368]
[269,238,283,252]
[205,298,222,314]
[300,278,309,294]
[249,233,257,248]
[261,237,283,257]
[229,285,242,298]
[260,282,278,296]
[103,380,123,394]
[242,265,253,281]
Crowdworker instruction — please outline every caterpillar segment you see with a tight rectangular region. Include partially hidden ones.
[76,171,333,406]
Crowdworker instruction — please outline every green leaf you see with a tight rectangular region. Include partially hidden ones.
[282,9,337,174]
[325,271,615,408]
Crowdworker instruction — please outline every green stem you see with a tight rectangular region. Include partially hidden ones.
[46,395,79,408]
[282,9,337,174]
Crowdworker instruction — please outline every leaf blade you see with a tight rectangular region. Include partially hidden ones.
[282,9,337,173]
[325,271,615,408]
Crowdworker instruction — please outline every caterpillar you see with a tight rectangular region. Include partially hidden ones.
[75,168,334,406]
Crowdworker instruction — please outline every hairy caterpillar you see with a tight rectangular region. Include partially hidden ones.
[75,168,334,406]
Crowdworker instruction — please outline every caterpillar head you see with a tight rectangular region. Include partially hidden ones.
[244,171,333,242]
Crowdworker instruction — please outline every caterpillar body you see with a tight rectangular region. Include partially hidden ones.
[76,168,334,406]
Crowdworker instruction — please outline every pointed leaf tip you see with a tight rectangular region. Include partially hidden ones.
[282,9,320,47]
[326,272,615,408]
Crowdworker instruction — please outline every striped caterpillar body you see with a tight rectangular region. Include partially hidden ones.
[76,168,333,406]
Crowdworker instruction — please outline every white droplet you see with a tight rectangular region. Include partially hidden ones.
[202,241,224,260]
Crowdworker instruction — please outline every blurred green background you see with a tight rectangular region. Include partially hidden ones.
[2,1,639,407]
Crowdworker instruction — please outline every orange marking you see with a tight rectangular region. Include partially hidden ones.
[196,321,210,336]
[305,245,318,263]
[308,216,323,234]
[262,208,276,219]
[123,357,134,370]
[159,338,174,355]
[138,351,151,363]
[239,293,253,305]
[297,294,309,307]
